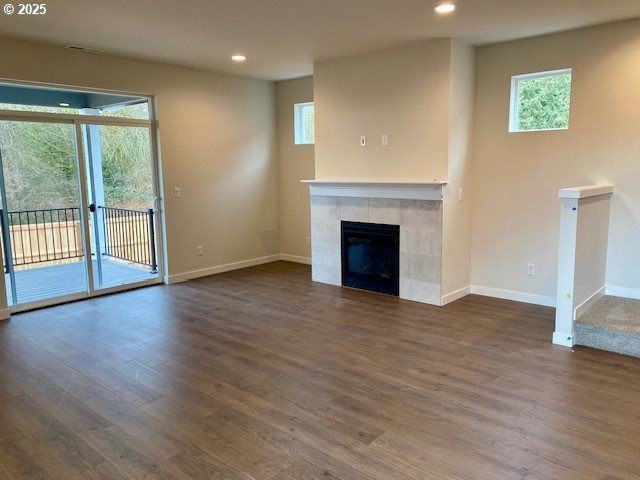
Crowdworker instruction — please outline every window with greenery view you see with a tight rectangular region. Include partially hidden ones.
[294,102,314,144]
[510,69,572,132]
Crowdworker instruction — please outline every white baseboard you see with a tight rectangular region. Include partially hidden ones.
[470,285,556,307]
[605,285,640,300]
[167,254,282,284]
[441,286,471,306]
[0,308,10,320]
[574,286,605,320]
[552,330,574,347]
[280,254,311,265]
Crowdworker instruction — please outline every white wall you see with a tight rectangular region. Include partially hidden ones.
[472,19,640,303]
[276,76,314,262]
[313,39,452,182]
[0,36,279,294]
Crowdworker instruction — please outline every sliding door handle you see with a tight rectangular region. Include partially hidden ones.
[89,204,96,213]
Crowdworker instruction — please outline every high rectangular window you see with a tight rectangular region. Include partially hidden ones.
[294,102,314,144]
[509,69,572,132]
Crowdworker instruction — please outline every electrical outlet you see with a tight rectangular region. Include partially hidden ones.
[174,187,181,198]
[305,236,311,246]
[360,135,366,147]
[458,188,463,201]
[527,263,536,275]
[196,245,204,256]
[382,134,389,146]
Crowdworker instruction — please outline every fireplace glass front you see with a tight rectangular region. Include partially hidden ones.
[341,221,400,296]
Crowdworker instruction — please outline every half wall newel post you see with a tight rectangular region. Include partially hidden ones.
[553,184,613,347]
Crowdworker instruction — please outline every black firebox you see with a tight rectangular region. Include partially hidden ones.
[341,221,400,296]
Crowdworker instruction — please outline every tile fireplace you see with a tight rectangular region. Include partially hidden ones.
[303,181,446,305]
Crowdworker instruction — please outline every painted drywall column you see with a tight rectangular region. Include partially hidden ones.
[276,77,314,263]
[441,41,475,304]
[554,185,613,346]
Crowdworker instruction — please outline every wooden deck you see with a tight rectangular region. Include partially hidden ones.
[5,259,158,306]
[0,261,639,479]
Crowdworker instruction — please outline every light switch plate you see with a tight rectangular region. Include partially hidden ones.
[360,136,366,147]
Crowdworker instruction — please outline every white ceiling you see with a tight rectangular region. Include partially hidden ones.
[1,0,639,80]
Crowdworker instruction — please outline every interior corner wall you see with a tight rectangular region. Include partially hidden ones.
[276,76,315,262]
[471,18,640,303]
[441,41,475,299]
[0,36,279,291]
[313,39,452,181]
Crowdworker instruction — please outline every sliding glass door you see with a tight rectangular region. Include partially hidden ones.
[0,109,162,310]
[0,120,88,306]
[81,123,159,290]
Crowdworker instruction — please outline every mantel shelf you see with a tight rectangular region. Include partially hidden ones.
[301,180,448,201]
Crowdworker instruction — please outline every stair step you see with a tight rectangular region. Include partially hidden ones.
[575,322,640,358]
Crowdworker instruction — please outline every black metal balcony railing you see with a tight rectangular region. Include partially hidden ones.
[0,207,83,268]
[0,206,157,273]
[99,206,157,272]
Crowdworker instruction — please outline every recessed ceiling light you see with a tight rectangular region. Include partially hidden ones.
[59,102,70,107]
[434,2,456,14]
[231,54,247,63]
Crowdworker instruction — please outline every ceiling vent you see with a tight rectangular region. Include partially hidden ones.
[65,44,103,54]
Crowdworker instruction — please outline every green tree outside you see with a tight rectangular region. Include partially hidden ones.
[517,73,572,131]
[303,104,314,143]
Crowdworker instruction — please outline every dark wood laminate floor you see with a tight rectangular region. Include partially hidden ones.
[0,261,639,480]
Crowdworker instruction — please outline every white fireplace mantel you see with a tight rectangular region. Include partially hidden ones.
[301,180,448,201]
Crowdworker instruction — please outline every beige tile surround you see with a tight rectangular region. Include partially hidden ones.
[310,195,443,305]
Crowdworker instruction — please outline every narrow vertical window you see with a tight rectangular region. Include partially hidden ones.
[294,102,314,144]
